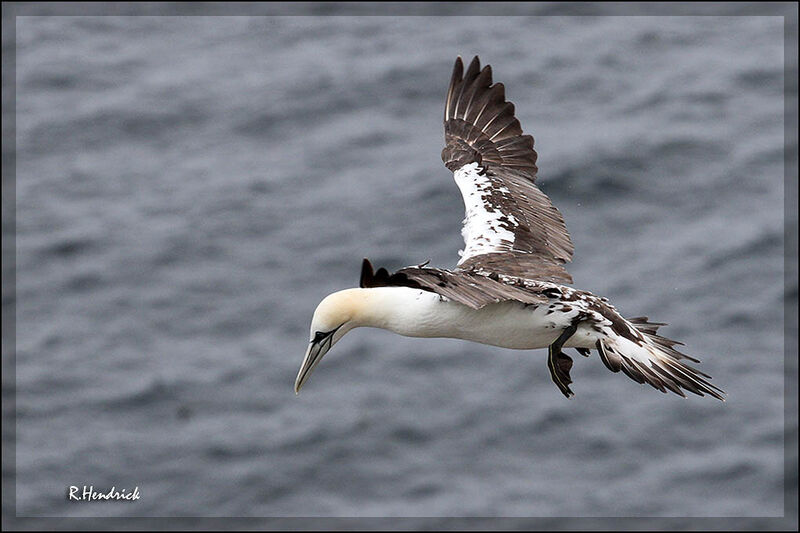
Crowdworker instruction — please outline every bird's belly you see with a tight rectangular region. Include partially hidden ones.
[449,303,578,349]
[394,294,597,350]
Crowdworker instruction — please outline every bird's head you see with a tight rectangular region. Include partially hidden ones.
[294,288,366,394]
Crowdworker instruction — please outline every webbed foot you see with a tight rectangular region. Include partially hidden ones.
[547,323,579,398]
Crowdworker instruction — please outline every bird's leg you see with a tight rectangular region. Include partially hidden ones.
[547,323,579,398]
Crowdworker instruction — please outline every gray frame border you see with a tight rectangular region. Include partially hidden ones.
[2,2,797,530]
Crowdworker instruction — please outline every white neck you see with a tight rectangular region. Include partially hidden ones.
[351,287,442,335]
[349,286,509,341]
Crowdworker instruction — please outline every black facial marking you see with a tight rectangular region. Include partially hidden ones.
[312,324,343,345]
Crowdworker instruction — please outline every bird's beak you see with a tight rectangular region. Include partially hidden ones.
[294,332,334,394]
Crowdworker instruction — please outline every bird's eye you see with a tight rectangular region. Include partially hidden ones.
[313,331,327,342]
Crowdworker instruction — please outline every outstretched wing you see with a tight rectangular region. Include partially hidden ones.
[442,56,573,284]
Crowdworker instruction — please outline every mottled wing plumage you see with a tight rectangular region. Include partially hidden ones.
[360,258,548,309]
[442,56,573,281]
[458,251,572,285]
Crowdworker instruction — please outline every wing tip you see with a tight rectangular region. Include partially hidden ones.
[453,54,480,69]
[359,257,374,288]
[443,55,540,178]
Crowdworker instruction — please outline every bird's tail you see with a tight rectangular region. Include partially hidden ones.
[595,316,726,401]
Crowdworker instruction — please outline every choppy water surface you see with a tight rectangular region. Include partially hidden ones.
[13,13,786,521]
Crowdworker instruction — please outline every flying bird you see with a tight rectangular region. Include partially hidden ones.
[294,56,725,401]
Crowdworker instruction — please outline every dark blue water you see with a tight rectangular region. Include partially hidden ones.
[12,12,787,522]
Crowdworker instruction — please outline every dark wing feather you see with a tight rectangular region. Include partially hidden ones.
[442,57,534,173]
[441,56,573,282]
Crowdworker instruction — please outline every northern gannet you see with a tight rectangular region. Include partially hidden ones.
[294,56,725,401]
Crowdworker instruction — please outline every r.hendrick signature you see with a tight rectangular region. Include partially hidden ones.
[68,485,140,502]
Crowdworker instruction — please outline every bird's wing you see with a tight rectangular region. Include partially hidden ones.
[360,258,549,310]
[442,56,573,284]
